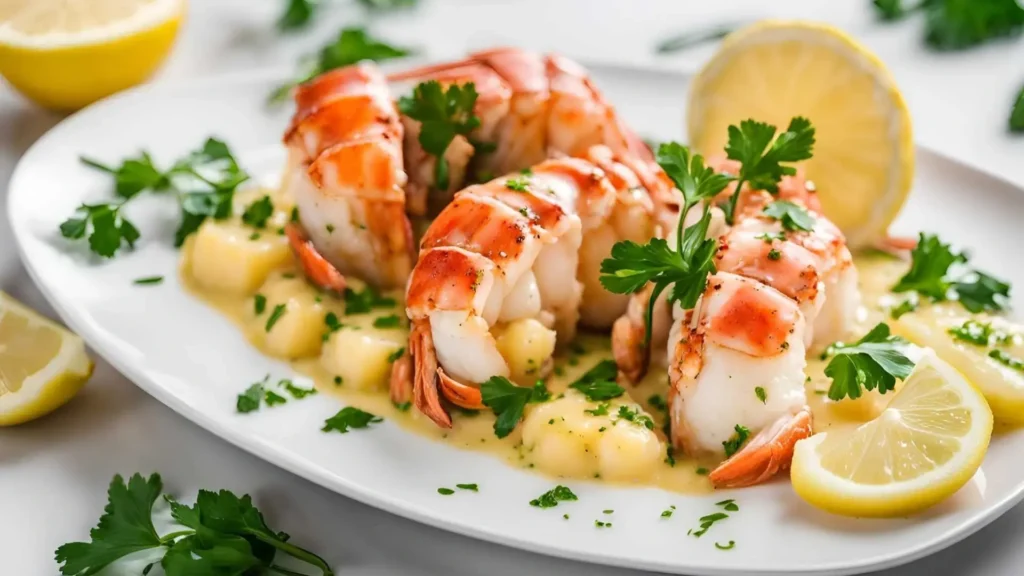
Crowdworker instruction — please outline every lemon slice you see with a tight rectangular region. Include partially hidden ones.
[687,20,914,248]
[0,292,94,425]
[896,303,1024,425]
[0,0,185,111]
[791,350,992,517]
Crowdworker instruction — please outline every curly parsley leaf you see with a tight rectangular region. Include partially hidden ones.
[656,142,735,208]
[54,473,164,575]
[322,407,382,433]
[824,323,916,401]
[762,200,815,232]
[398,81,481,189]
[722,117,815,223]
[481,376,533,438]
[271,27,413,102]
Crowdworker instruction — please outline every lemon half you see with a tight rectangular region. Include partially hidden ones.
[0,0,185,111]
[687,20,914,248]
[791,351,992,517]
[0,292,94,425]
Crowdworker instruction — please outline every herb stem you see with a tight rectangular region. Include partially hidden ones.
[250,530,334,576]
[656,23,735,54]
[724,177,746,225]
[158,529,193,544]
[80,157,117,174]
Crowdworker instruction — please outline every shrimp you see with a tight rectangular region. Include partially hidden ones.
[283,63,413,289]
[397,150,663,427]
[284,49,662,292]
[667,272,813,488]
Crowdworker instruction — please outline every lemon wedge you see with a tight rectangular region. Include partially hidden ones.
[791,350,992,517]
[0,292,94,425]
[687,20,914,248]
[0,0,185,111]
[895,303,1024,425]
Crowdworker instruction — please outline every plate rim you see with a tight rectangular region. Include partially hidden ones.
[7,66,1024,576]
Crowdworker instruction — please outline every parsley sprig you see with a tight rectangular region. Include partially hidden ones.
[55,472,333,576]
[892,232,1011,313]
[270,27,413,102]
[480,375,550,438]
[823,323,916,401]
[398,81,482,190]
[721,117,816,224]
[599,142,730,344]
[62,139,249,257]
[278,0,418,31]
[873,0,1024,50]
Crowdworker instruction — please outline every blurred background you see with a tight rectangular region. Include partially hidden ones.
[2,1,1024,574]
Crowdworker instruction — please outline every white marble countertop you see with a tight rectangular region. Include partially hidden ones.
[3,1,1024,574]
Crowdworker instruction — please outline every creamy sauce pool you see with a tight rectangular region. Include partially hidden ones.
[179,188,930,495]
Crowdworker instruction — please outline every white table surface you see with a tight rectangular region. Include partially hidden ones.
[3,1,1024,574]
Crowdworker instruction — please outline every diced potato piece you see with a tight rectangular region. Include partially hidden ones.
[189,221,291,295]
[521,391,662,481]
[256,275,324,359]
[321,329,402,391]
[495,318,556,384]
[597,420,662,481]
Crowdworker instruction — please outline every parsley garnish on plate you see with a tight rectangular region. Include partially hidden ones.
[892,233,1011,313]
[254,293,267,315]
[721,117,816,224]
[236,382,264,413]
[437,487,455,495]
[721,425,751,458]
[754,386,767,404]
[948,319,1012,346]
[529,485,578,508]
[689,512,728,537]
[616,405,655,430]
[600,142,732,344]
[133,276,163,285]
[281,379,318,399]
[322,406,383,433]
[54,473,333,576]
[823,323,916,401]
[62,138,250,257]
[480,376,547,438]
[265,390,288,407]
[398,81,483,190]
[568,359,625,401]
[715,540,736,551]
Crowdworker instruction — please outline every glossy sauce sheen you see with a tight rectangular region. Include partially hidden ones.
[181,195,920,494]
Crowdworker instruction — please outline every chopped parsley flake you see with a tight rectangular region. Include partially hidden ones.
[722,424,750,458]
[989,349,1024,372]
[755,386,767,404]
[253,293,267,315]
[716,499,739,512]
[344,286,396,314]
[594,520,612,528]
[690,512,728,537]
[456,483,478,491]
[584,402,610,416]
[695,467,709,476]
[281,379,317,399]
[264,390,287,407]
[529,485,578,508]
[321,406,382,433]
[133,276,163,285]
[616,405,655,430]
[767,248,782,261]
[715,540,736,550]
[647,394,667,412]
[241,195,274,229]
[948,319,1013,347]
[504,177,530,192]
[265,304,287,332]
[373,314,402,328]
[437,487,455,495]
[236,382,264,413]
[387,347,405,363]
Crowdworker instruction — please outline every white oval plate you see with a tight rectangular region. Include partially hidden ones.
[8,66,1024,576]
